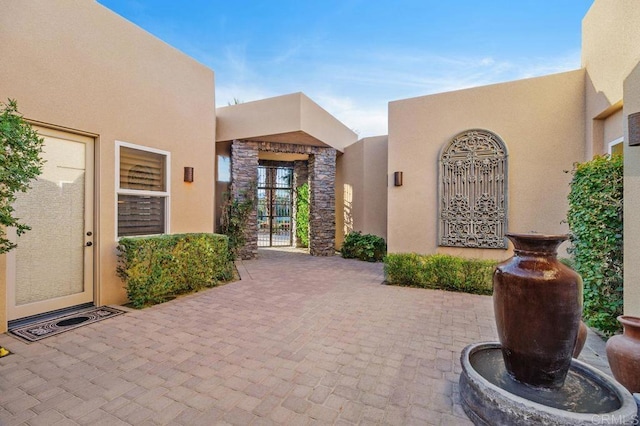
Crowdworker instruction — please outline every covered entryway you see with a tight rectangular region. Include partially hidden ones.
[230,140,337,259]
[216,93,358,259]
[6,127,94,321]
[257,164,294,247]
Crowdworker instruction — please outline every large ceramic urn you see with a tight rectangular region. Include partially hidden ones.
[606,315,640,393]
[493,233,583,389]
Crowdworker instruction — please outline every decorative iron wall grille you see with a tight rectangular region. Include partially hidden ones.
[439,129,508,249]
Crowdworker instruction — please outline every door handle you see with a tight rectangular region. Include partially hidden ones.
[85,241,93,247]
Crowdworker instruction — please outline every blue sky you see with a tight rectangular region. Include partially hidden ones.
[97,0,594,137]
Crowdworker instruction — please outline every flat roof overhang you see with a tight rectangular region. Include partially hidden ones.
[215,92,357,153]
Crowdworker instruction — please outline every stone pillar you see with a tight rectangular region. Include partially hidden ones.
[231,140,259,259]
[292,160,309,248]
[308,148,336,256]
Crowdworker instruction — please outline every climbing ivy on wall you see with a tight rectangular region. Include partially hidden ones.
[220,181,257,259]
[296,182,309,247]
[567,154,623,336]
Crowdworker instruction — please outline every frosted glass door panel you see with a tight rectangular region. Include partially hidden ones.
[13,136,86,305]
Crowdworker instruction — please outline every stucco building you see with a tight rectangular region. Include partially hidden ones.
[0,0,638,332]
[383,1,640,318]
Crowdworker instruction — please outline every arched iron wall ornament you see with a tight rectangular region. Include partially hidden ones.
[439,129,508,248]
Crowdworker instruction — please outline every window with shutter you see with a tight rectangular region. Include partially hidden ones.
[117,143,170,237]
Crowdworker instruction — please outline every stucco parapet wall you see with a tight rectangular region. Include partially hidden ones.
[388,69,585,109]
[216,92,357,152]
[582,0,640,106]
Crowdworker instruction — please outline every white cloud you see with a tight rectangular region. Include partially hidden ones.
[313,93,388,137]
[268,42,304,65]
[222,43,252,81]
[342,106,388,137]
[212,43,582,137]
[480,57,495,66]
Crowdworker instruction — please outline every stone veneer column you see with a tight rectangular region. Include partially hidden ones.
[308,148,337,256]
[292,160,309,248]
[231,140,259,259]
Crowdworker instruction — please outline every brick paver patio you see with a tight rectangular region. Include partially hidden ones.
[0,248,611,425]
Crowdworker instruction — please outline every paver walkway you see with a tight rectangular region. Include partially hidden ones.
[0,248,611,425]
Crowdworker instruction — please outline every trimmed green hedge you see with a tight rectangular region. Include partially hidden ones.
[567,154,623,336]
[341,231,386,262]
[117,233,234,308]
[384,253,496,295]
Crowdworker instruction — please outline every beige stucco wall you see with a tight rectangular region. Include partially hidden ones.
[388,70,585,259]
[217,95,302,143]
[335,136,388,247]
[0,0,216,329]
[336,144,364,247]
[362,136,389,240]
[582,0,640,158]
[623,64,640,317]
[583,0,640,317]
[299,95,359,153]
[216,93,357,152]
[603,109,624,147]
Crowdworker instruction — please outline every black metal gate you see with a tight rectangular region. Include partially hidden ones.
[257,166,293,247]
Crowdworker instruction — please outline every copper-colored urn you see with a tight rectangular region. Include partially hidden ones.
[606,315,640,393]
[493,233,583,389]
[573,320,588,358]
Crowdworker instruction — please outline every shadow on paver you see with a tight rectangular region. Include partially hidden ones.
[0,248,612,425]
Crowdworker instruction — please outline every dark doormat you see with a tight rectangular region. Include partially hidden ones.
[9,306,125,343]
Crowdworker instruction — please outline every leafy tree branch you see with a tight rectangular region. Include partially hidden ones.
[0,99,45,253]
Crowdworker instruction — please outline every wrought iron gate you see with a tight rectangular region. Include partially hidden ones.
[257,166,293,247]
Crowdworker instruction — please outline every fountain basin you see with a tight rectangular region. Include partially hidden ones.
[460,342,638,425]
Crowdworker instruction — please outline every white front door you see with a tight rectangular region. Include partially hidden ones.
[7,127,94,320]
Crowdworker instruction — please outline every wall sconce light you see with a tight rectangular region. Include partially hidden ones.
[629,112,640,146]
[394,171,403,187]
[184,167,194,183]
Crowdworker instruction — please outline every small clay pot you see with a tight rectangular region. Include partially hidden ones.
[606,316,640,393]
[573,320,588,358]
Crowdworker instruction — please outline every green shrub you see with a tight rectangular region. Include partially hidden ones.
[220,182,257,259]
[0,99,45,253]
[341,231,386,262]
[384,253,495,295]
[382,252,424,286]
[296,182,309,247]
[567,154,623,336]
[559,257,575,269]
[117,233,234,308]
